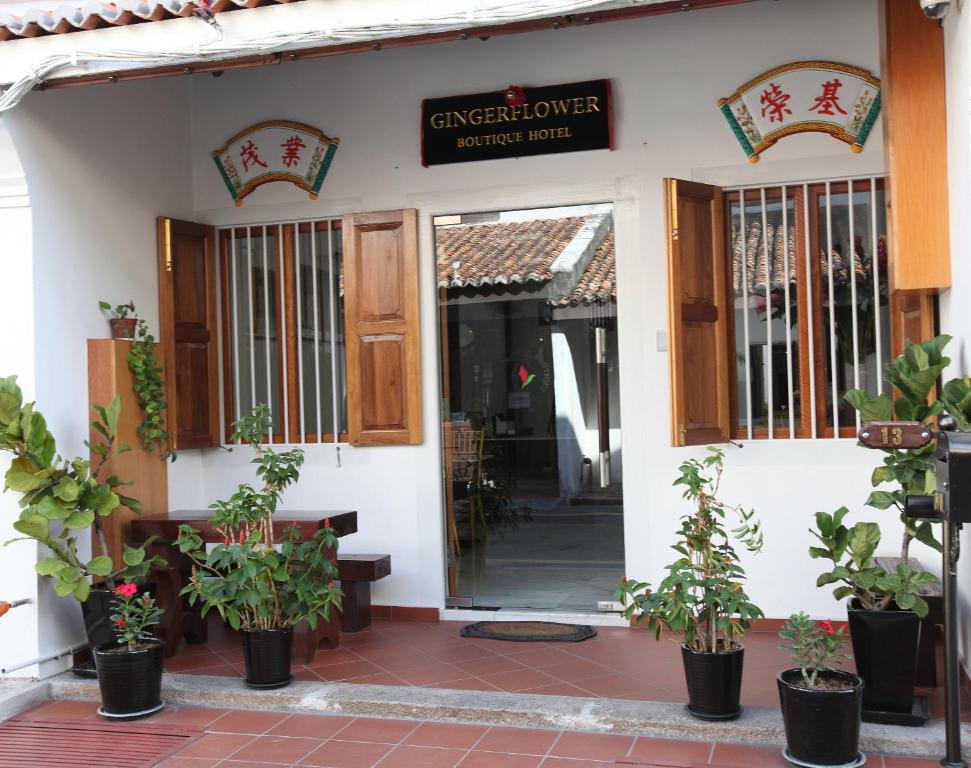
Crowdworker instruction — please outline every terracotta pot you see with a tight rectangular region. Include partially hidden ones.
[109,317,137,340]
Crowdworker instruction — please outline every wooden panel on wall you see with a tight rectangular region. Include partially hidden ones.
[665,178,729,447]
[157,217,219,450]
[881,0,950,292]
[890,290,936,358]
[88,339,169,565]
[343,209,422,446]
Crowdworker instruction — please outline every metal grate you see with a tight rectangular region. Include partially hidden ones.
[726,176,890,439]
[0,718,200,768]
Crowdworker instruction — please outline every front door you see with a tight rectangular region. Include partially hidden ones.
[435,204,624,612]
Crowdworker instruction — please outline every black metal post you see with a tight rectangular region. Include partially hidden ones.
[942,518,967,768]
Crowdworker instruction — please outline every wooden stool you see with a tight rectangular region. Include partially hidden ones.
[338,555,391,632]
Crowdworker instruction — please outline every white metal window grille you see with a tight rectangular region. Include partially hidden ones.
[726,177,890,440]
[218,218,346,444]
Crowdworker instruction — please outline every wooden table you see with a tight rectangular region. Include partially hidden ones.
[131,510,357,663]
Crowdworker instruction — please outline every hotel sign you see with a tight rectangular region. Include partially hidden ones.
[421,79,613,166]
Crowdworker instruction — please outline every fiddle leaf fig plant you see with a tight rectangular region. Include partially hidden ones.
[616,447,764,653]
[0,375,165,600]
[810,506,938,617]
[127,318,174,461]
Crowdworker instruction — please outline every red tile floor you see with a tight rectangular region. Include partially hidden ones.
[167,615,969,719]
[14,699,948,768]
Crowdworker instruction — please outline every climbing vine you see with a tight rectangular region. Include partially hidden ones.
[127,318,175,461]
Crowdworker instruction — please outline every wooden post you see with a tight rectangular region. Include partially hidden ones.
[87,339,169,566]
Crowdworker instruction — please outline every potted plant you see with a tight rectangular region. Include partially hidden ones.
[777,612,864,768]
[616,447,764,721]
[98,300,138,340]
[810,507,938,721]
[126,318,174,461]
[0,375,165,673]
[94,582,165,720]
[833,335,971,721]
[176,405,341,689]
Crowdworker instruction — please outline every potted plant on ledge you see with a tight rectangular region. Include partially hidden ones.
[98,300,138,340]
[94,581,165,720]
[616,447,764,721]
[176,405,342,689]
[778,612,864,768]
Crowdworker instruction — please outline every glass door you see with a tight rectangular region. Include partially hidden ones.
[436,204,624,611]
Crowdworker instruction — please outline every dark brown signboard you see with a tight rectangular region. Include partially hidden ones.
[421,79,613,166]
[858,421,933,449]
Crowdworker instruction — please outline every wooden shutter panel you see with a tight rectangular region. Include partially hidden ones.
[343,209,422,446]
[157,217,219,450]
[665,179,730,447]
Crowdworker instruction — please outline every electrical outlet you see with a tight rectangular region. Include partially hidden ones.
[597,600,624,612]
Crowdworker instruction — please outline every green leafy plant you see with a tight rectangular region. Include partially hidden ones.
[109,582,164,652]
[844,335,971,559]
[779,612,850,689]
[615,447,764,653]
[98,300,136,319]
[175,405,341,631]
[0,375,165,600]
[810,507,938,617]
[127,318,174,461]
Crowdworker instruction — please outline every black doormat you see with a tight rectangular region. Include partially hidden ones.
[461,620,597,642]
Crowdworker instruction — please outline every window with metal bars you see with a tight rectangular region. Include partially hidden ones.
[218,219,347,444]
[726,178,890,440]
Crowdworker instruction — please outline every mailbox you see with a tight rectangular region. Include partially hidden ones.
[936,431,971,524]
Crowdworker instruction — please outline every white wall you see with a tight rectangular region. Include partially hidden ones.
[172,0,904,619]
[0,76,194,674]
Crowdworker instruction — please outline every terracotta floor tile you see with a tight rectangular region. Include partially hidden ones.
[268,714,356,739]
[315,660,386,681]
[460,751,544,768]
[456,655,530,677]
[25,699,100,719]
[534,659,612,683]
[480,668,561,693]
[308,648,365,668]
[628,736,713,764]
[395,662,469,687]
[375,744,466,768]
[517,682,595,698]
[500,647,581,667]
[150,705,229,728]
[549,731,634,762]
[539,758,608,768]
[336,718,421,743]
[474,727,559,756]
[428,644,499,663]
[300,740,393,768]
[231,734,325,763]
[404,721,488,749]
[349,672,411,686]
[166,652,229,672]
[185,663,242,678]
[174,732,254,759]
[572,674,658,698]
[709,743,791,767]
[209,709,290,735]
[373,652,440,673]
[883,758,945,767]
[155,758,219,768]
[352,642,417,661]
[294,666,326,682]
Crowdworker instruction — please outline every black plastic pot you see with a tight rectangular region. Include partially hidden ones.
[241,627,293,689]
[75,584,157,679]
[778,669,863,767]
[94,639,164,720]
[846,602,920,717]
[681,643,744,721]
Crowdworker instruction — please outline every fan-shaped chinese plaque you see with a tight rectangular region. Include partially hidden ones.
[212,120,340,206]
[718,61,881,163]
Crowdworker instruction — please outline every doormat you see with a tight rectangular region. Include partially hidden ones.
[461,621,597,642]
[0,717,201,768]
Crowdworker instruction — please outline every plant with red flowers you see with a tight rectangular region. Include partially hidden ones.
[175,405,341,631]
[109,582,163,652]
[779,612,850,688]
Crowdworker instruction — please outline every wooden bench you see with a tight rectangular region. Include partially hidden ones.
[338,555,391,632]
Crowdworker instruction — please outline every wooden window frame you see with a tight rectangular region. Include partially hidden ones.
[218,220,348,445]
[724,179,897,441]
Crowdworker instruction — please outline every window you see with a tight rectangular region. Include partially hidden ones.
[218,219,346,444]
[725,179,891,439]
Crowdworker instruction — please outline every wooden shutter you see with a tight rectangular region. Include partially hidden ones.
[665,179,730,447]
[342,209,422,446]
[157,217,219,450]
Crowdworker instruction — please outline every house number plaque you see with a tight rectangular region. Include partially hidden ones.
[858,421,933,450]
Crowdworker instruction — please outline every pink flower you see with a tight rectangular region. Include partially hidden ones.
[324,517,331,529]
[114,583,138,598]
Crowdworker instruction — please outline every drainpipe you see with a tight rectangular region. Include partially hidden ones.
[595,325,610,488]
[1,644,87,676]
